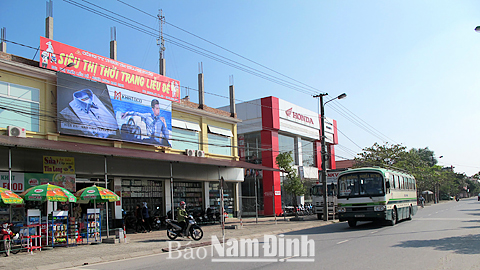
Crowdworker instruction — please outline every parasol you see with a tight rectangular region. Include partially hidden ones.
[75,185,120,240]
[0,187,24,205]
[20,183,77,203]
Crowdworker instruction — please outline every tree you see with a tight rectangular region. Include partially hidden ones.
[276,151,305,217]
[354,143,408,168]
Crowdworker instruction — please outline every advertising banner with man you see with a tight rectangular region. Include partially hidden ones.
[40,37,180,103]
[57,73,172,147]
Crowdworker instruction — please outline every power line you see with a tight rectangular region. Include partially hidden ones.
[62,0,318,96]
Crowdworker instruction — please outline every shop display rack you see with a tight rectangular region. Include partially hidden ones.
[50,211,69,247]
[85,209,101,243]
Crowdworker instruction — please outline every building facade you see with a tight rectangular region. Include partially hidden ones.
[228,96,339,216]
[0,43,270,230]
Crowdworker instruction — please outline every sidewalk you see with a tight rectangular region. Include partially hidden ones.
[1,215,335,270]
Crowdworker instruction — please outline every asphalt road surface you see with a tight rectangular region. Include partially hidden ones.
[71,198,480,270]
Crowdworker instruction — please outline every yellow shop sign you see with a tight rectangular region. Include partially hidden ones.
[43,156,75,174]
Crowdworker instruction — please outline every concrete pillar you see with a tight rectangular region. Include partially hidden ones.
[204,182,210,209]
[159,58,166,76]
[198,73,204,109]
[45,17,53,39]
[113,177,122,219]
[0,42,5,53]
[110,40,117,60]
[164,180,171,216]
[229,84,236,117]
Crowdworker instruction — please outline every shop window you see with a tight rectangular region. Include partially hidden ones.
[171,127,199,150]
[208,133,231,156]
[301,138,315,167]
[0,81,40,132]
[121,179,163,215]
[278,134,295,165]
[242,132,262,164]
[209,182,234,216]
[173,182,203,214]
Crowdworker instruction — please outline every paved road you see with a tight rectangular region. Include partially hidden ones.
[69,198,480,270]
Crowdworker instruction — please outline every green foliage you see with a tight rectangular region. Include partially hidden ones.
[276,151,306,205]
[354,143,470,198]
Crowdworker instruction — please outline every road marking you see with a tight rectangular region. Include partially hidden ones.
[416,217,473,221]
[337,239,349,244]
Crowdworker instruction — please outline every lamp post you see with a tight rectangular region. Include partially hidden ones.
[313,93,346,221]
[431,155,443,203]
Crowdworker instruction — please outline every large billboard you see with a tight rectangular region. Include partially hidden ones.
[57,73,172,147]
[40,37,180,102]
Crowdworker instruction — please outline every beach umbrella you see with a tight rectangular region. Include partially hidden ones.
[75,185,119,203]
[0,187,24,205]
[75,185,120,240]
[20,183,77,203]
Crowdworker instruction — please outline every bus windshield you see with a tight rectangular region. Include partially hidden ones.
[338,172,384,198]
[311,184,336,196]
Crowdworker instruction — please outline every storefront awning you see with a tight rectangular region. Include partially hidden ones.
[0,135,279,171]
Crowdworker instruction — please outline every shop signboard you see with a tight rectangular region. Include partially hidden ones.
[57,72,172,147]
[278,99,320,140]
[43,156,75,174]
[40,37,180,103]
[24,173,76,192]
[0,172,25,192]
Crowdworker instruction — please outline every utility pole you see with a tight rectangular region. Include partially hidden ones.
[157,9,166,76]
[313,93,347,222]
[314,93,328,221]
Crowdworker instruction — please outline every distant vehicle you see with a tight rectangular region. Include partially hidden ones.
[337,167,417,227]
[310,170,342,220]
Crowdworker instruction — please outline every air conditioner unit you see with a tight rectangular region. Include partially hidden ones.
[185,149,196,157]
[7,126,26,138]
[197,150,205,158]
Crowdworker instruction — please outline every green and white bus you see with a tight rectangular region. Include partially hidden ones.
[337,167,417,227]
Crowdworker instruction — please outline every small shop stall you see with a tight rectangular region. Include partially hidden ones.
[20,183,77,247]
[75,185,119,243]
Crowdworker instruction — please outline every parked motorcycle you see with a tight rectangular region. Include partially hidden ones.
[0,223,18,256]
[166,215,203,241]
[151,207,167,230]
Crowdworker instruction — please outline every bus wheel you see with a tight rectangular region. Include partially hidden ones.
[317,213,322,220]
[390,208,397,226]
[348,220,357,228]
[406,206,412,220]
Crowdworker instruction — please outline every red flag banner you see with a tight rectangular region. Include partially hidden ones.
[40,37,180,102]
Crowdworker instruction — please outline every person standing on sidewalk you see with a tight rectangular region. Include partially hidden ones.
[142,202,152,232]
[135,204,145,233]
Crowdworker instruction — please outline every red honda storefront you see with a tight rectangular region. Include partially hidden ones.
[234,96,338,216]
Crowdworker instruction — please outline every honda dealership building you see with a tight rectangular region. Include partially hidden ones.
[229,96,339,216]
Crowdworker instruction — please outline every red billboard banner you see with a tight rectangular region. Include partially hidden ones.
[40,37,180,102]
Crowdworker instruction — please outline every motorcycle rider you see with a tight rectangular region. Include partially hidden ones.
[177,201,188,236]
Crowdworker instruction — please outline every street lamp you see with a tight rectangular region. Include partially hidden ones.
[313,92,347,221]
[475,26,480,33]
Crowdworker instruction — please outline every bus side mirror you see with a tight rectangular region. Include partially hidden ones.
[386,181,391,189]
[309,187,313,196]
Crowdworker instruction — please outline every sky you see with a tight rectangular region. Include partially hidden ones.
[2,0,480,176]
